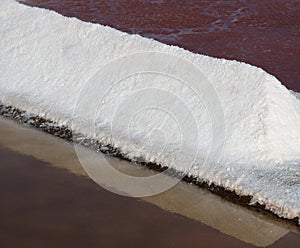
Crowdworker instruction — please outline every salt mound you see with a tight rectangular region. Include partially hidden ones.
[0,0,300,221]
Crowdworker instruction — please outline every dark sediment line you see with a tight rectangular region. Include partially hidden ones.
[0,102,299,227]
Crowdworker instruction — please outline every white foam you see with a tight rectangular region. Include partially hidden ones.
[1,0,300,222]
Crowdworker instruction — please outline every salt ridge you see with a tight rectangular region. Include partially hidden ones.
[0,0,300,222]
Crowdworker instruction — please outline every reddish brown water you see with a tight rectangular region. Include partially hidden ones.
[0,146,254,248]
[1,146,300,248]
[23,0,300,91]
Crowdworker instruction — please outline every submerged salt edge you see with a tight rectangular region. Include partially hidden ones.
[1,0,300,223]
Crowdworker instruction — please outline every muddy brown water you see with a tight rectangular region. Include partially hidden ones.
[0,146,255,248]
[0,117,300,248]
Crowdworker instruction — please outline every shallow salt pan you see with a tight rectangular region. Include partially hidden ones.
[0,0,300,222]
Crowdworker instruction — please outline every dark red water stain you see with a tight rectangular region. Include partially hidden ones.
[23,0,300,91]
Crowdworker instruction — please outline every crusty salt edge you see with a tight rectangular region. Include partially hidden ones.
[1,100,300,226]
[291,90,300,100]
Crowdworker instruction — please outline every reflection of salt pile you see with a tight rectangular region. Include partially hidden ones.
[0,0,300,222]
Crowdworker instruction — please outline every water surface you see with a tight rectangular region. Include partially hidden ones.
[0,117,300,247]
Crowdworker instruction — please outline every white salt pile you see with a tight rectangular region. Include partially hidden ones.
[0,0,299,222]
